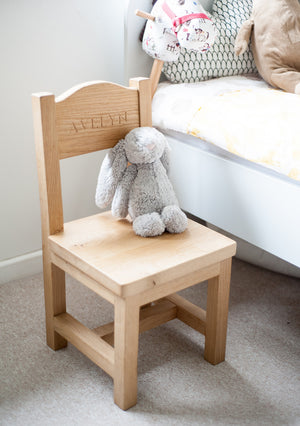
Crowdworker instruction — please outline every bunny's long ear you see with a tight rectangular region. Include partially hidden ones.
[95,139,127,209]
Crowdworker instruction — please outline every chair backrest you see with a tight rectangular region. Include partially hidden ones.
[32,77,152,236]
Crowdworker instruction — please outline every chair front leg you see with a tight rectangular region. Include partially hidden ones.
[204,258,232,365]
[113,296,140,410]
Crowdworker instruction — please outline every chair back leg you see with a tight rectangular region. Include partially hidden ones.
[204,259,232,365]
[44,259,67,350]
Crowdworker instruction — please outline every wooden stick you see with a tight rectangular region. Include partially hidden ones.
[150,59,164,98]
[135,9,155,21]
[135,9,163,97]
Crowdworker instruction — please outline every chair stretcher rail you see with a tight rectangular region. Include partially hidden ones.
[53,313,115,378]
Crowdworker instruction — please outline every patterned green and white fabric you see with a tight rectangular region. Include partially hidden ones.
[163,0,257,83]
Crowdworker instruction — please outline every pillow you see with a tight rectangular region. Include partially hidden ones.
[163,0,257,83]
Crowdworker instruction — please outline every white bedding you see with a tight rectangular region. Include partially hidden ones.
[152,76,300,181]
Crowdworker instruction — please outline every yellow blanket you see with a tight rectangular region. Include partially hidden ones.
[152,76,300,181]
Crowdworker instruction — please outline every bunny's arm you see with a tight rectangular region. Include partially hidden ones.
[111,164,137,218]
[234,17,254,56]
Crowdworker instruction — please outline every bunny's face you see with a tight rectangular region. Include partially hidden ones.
[124,127,166,164]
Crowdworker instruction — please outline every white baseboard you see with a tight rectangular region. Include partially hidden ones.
[0,250,43,285]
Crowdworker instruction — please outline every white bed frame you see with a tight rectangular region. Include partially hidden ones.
[125,0,300,272]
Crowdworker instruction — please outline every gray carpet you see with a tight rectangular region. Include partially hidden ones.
[1,259,299,426]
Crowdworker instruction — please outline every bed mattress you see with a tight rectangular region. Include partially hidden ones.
[152,76,300,182]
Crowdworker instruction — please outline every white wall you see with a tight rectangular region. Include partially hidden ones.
[0,0,125,282]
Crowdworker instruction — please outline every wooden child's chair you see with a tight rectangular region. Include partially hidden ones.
[32,77,236,410]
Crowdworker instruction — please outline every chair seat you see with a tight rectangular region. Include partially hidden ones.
[49,211,236,299]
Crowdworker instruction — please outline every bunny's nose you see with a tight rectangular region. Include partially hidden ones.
[146,143,155,151]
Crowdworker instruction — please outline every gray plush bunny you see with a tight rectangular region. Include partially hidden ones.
[95,127,187,237]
